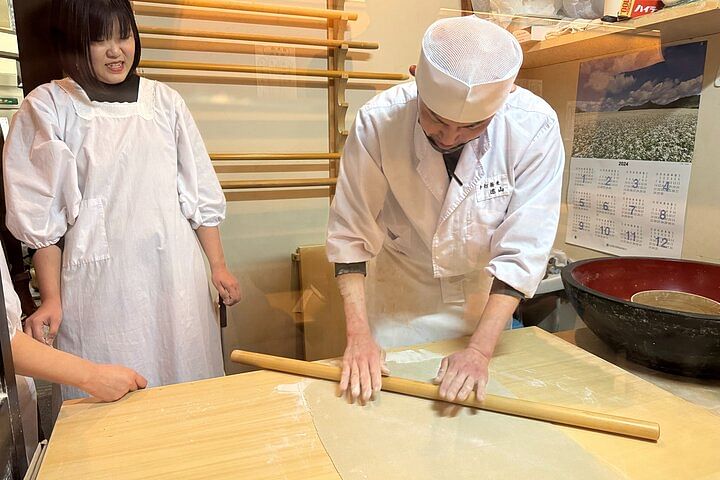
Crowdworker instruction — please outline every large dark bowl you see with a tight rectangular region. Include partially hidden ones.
[561,257,720,378]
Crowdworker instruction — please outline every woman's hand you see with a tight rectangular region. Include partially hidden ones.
[212,265,242,306]
[24,298,62,346]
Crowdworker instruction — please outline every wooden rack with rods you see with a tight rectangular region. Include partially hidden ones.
[136,0,407,199]
[327,0,348,196]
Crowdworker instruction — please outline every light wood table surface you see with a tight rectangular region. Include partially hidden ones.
[37,327,720,479]
[555,327,720,416]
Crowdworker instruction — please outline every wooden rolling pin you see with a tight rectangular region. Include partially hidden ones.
[231,349,660,442]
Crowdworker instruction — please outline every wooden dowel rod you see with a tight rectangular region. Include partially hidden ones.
[139,59,408,81]
[133,0,358,20]
[139,26,378,49]
[141,37,281,57]
[142,37,370,61]
[134,3,327,29]
[212,153,340,161]
[230,350,661,442]
[143,72,391,90]
[214,162,327,173]
[221,178,336,189]
[224,188,329,201]
[143,72,327,87]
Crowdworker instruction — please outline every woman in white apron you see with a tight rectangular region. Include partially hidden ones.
[4,0,241,403]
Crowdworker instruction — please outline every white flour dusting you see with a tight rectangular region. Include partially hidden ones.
[274,379,314,410]
[385,349,444,364]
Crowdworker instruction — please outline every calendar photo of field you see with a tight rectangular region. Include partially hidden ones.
[571,42,707,163]
[572,108,698,162]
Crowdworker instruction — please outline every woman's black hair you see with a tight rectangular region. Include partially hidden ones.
[51,0,141,91]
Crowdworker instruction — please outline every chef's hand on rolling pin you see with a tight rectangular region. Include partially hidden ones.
[212,265,242,306]
[80,364,148,402]
[434,346,490,402]
[339,333,390,404]
[24,297,62,346]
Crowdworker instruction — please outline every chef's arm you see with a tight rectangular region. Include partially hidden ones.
[195,226,241,305]
[467,279,523,361]
[336,270,387,402]
[435,279,521,402]
[485,117,563,303]
[337,272,370,336]
[23,245,62,344]
[467,288,521,360]
[327,108,389,402]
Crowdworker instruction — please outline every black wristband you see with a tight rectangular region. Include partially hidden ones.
[490,278,525,300]
[334,262,367,277]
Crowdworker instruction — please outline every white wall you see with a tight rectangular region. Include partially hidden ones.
[137,1,461,372]
[0,1,10,29]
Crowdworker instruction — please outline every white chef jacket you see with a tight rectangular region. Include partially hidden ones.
[1,242,38,464]
[327,82,563,347]
[3,77,225,400]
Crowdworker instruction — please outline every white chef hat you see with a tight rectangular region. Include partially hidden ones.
[415,16,523,124]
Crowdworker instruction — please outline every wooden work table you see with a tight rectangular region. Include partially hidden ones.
[36,327,720,479]
[555,327,720,416]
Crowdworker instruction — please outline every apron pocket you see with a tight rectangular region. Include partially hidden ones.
[385,224,412,255]
[64,198,111,268]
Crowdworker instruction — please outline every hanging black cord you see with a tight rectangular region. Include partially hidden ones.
[443,150,463,186]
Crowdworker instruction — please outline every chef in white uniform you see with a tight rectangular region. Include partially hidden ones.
[327,16,564,404]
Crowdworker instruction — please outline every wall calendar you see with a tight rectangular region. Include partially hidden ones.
[566,159,690,257]
[565,41,706,257]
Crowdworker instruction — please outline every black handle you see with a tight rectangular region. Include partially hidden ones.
[219,294,227,328]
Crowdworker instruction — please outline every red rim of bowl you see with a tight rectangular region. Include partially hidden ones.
[561,257,720,320]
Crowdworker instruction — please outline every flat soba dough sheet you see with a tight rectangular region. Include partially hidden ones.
[302,350,624,480]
